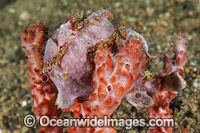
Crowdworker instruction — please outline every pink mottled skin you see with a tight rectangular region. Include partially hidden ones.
[44,10,115,109]
[21,10,188,133]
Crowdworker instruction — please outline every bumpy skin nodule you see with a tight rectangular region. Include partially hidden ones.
[22,10,188,133]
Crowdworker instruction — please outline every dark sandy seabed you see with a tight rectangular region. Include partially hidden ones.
[0,0,199,132]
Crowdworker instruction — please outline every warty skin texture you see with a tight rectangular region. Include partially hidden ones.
[21,10,188,133]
